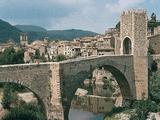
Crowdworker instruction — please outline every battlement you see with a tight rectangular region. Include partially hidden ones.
[122,9,147,16]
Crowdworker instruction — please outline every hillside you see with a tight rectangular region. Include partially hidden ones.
[0,20,98,43]
[0,19,21,43]
[16,25,98,41]
[15,25,47,32]
[47,29,98,40]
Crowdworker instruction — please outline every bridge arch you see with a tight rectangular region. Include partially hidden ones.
[0,81,47,119]
[98,65,131,98]
[123,37,132,54]
[61,61,132,120]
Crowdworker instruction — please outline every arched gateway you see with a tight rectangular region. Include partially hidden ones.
[0,9,148,120]
[123,37,132,54]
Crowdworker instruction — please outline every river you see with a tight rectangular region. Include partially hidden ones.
[69,109,105,120]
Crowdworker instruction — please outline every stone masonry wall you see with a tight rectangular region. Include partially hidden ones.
[0,63,51,118]
[120,10,148,100]
[59,55,134,120]
[148,34,160,54]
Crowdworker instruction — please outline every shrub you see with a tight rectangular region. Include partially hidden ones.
[2,83,12,109]
[2,103,45,120]
[149,71,160,103]
[130,100,157,120]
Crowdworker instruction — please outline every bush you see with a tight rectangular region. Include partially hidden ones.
[2,83,27,109]
[149,71,160,103]
[2,83,12,109]
[106,107,126,117]
[151,60,158,72]
[54,54,66,62]
[0,47,24,65]
[2,103,45,120]
[130,100,157,120]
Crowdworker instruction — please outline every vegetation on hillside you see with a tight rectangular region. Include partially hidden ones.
[15,25,47,32]
[47,29,98,40]
[0,19,98,43]
[0,19,21,43]
[21,29,98,42]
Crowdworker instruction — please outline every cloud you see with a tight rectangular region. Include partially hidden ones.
[106,0,146,13]
[0,0,74,27]
[0,0,159,33]
[49,0,92,5]
[49,1,118,33]
[150,0,158,4]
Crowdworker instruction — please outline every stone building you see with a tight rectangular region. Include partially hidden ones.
[64,45,81,58]
[148,26,160,54]
[153,26,160,35]
[20,33,28,47]
[120,9,148,99]
[24,47,36,63]
[56,41,81,58]
[148,35,160,54]
[97,46,114,55]
[47,41,58,60]
[23,40,48,63]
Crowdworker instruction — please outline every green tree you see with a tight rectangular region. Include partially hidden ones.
[2,103,45,120]
[148,46,155,55]
[115,21,120,31]
[55,54,66,62]
[130,100,157,120]
[34,49,41,59]
[151,13,157,22]
[2,83,12,109]
[149,71,160,103]
[151,60,158,72]
[40,53,47,62]
[0,47,24,65]
[13,49,24,64]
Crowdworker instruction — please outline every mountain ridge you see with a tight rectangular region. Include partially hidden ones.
[0,20,98,43]
[15,25,98,41]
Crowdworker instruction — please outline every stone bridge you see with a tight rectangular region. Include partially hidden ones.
[0,54,148,120]
[0,9,149,120]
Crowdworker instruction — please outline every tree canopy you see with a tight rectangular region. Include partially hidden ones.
[0,47,24,65]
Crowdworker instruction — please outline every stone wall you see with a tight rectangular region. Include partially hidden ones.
[0,63,51,119]
[120,9,148,100]
[148,34,160,54]
[0,53,147,120]
[59,55,134,119]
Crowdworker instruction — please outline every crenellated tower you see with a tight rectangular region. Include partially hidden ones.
[120,9,148,99]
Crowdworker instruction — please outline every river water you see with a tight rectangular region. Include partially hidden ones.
[69,109,104,120]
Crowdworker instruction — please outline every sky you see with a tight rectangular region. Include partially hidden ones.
[0,0,159,33]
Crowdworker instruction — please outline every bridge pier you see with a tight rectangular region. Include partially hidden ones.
[46,104,64,120]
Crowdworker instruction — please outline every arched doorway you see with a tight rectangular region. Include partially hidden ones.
[0,82,47,120]
[123,37,132,54]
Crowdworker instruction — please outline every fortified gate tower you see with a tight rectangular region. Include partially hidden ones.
[120,9,148,99]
